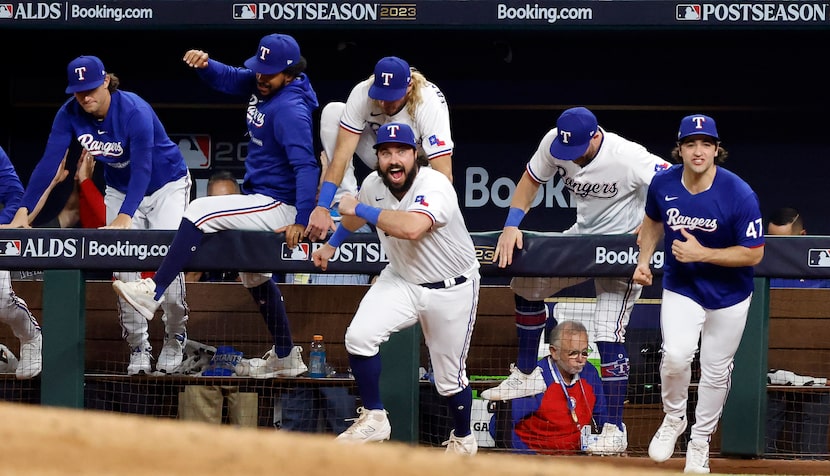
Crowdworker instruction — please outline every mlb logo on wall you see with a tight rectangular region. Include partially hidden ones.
[676,4,701,20]
[0,4,12,18]
[172,134,211,170]
[281,243,310,261]
[0,240,21,256]
[233,3,257,19]
[808,249,830,267]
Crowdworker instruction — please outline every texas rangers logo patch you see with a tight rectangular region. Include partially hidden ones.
[415,195,429,206]
[428,135,445,147]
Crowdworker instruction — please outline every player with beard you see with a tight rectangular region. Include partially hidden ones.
[312,122,480,455]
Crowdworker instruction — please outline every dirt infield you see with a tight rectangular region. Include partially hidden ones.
[1,402,825,475]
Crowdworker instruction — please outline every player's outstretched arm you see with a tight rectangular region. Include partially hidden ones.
[429,154,453,183]
[633,216,662,286]
[306,130,360,241]
[492,171,539,268]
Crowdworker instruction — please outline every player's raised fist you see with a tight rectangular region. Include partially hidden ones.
[182,50,209,69]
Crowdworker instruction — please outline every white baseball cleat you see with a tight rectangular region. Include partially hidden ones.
[480,364,546,401]
[649,414,687,462]
[113,278,163,320]
[336,407,391,443]
[684,439,711,473]
[443,430,478,456]
[248,345,307,378]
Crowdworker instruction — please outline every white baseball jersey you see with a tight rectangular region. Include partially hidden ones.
[358,168,477,284]
[527,127,670,234]
[340,78,454,168]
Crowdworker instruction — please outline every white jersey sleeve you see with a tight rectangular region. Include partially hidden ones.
[339,78,374,134]
[412,81,453,160]
[525,128,561,183]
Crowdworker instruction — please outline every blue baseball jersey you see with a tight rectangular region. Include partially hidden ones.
[0,146,24,225]
[22,90,188,219]
[196,60,320,226]
[645,164,764,309]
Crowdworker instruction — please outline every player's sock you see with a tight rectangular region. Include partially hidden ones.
[445,385,473,437]
[152,219,203,300]
[349,353,383,410]
[597,341,629,429]
[248,278,294,357]
[515,295,547,373]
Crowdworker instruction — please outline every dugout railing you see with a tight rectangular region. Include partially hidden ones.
[0,229,824,457]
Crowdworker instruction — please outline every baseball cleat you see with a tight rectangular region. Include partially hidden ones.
[113,278,163,320]
[336,407,391,443]
[480,364,546,401]
[648,414,687,462]
[443,430,478,456]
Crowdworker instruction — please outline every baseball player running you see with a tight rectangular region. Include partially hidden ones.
[114,33,318,379]
[483,107,670,455]
[634,114,764,473]
[4,55,190,376]
[312,123,480,455]
[305,56,454,241]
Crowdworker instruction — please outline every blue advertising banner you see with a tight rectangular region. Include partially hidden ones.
[0,1,828,29]
[0,229,824,279]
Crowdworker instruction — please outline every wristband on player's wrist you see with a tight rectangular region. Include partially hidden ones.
[355,203,381,225]
[316,181,338,209]
[327,225,352,248]
[504,207,526,228]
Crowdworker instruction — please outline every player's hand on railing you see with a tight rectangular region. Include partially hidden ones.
[304,206,334,242]
[101,213,133,229]
[493,226,523,268]
[182,50,209,69]
[275,223,305,249]
[2,208,32,229]
[312,243,336,271]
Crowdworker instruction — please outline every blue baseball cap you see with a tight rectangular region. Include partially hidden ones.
[677,114,719,142]
[244,33,301,75]
[374,122,417,149]
[368,56,411,102]
[549,107,598,161]
[66,55,107,94]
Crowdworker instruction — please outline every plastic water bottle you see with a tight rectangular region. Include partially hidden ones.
[309,335,327,378]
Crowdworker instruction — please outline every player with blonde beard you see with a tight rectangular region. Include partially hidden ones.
[305,56,454,240]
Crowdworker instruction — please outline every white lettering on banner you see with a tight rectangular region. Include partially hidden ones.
[496,3,593,24]
[69,4,153,21]
[700,3,826,22]
[595,246,664,269]
[21,238,77,258]
[465,166,573,209]
[250,3,378,21]
[88,240,168,261]
[309,242,389,263]
[8,3,61,20]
